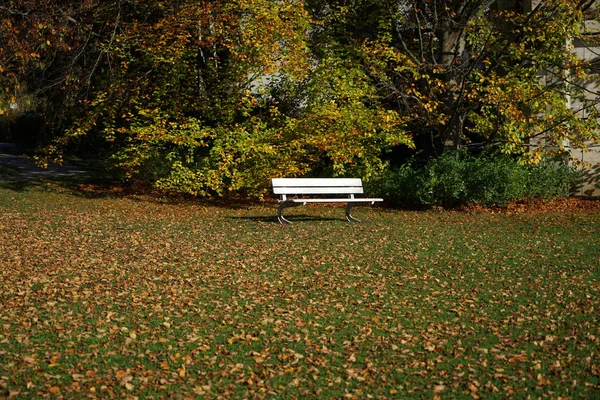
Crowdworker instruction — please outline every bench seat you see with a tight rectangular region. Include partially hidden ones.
[281,198,382,203]
[272,178,382,224]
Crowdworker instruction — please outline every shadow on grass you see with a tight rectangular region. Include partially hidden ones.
[0,179,62,192]
[0,174,273,210]
[228,214,345,224]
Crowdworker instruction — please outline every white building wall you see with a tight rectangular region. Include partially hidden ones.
[569,40,600,196]
[522,0,600,197]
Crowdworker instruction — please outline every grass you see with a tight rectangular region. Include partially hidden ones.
[0,181,599,399]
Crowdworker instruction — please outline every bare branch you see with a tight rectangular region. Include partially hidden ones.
[0,6,30,17]
[386,0,420,65]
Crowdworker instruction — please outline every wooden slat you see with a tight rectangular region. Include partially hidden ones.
[272,178,362,187]
[273,187,364,195]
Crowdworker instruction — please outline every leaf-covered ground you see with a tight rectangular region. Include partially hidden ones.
[1,182,599,399]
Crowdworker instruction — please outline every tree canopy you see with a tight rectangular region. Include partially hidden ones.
[2,0,599,195]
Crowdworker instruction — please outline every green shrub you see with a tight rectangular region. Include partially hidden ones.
[424,152,468,206]
[525,160,581,198]
[464,155,528,206]
[368,151,580,207]
[369,163,423,206]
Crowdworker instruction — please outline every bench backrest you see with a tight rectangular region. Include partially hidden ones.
[272,178,364,196]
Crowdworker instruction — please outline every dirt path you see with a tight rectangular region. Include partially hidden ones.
[0,143,88,181]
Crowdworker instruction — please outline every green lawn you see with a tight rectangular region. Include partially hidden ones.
[1,182,599,399]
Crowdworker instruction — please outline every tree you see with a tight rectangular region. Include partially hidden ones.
[4,0,598,197]
[2,0,414,195]
[308,0,600,162]
[1,1,76,126]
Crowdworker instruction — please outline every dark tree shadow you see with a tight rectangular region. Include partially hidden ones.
[572,162,600,198]
[0,172,276,210]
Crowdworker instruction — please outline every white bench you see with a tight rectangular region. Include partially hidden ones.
[272,178,383,224]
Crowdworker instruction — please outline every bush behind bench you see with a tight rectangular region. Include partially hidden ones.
[367,151,581,207]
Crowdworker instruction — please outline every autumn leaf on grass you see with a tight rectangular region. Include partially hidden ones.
[116,369,134,390]
[22,355,37,364]
[433,384,447,393]
[424,343,436,352]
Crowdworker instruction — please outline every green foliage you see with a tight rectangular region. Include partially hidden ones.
[279,55,414,178]
[352,0,600,159]
[369,152,581,207]
[525,159,582,198]
[100,48,414,196]
[15,0,412,196]
[463,154,529,205]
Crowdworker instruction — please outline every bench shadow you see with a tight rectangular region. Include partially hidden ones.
[228,214,344,224]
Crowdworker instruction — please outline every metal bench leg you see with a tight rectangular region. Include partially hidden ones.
[345,204,361,223]
[277,204,293,224]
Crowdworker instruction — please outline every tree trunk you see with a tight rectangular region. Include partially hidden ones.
[437,28,466,149]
